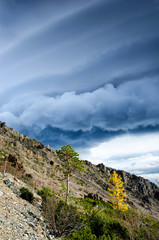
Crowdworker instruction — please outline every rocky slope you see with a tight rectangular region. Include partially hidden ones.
[0,172,55,240]
[0,121,159,221]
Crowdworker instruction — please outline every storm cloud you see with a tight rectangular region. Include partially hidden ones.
[1,79,159,131]
[0,0,159,179]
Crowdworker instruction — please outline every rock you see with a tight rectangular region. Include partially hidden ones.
[5,154,23,171]
[0,173,55,240]
[28,222,36,229]
[3,178,20,196]
[0,190,3,196]
[96,163,106,172]
[0,121,6,128]
[48,235,55,240]
[84,160,93,166]
[25,173,33,179]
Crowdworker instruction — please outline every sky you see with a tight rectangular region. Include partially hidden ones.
[0,0,159,182]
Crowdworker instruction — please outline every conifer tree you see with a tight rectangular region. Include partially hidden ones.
[57,144,85,203]
[108,171,128,211]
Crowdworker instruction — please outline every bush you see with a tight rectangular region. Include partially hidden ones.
[89,212,130,240]
[37,187,56,232]
[103,220,130,239]
[70,226,97,240]
[20,187,34,203]
[65,211,130,240]
[89,213,105,237]
[37,187,54,201]
[55,200,82,236]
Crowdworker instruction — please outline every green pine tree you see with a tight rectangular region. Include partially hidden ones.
[57,144,85,203]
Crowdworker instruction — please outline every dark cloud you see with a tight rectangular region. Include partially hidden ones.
[0,0,159,156]
[1,78,159,152]
[18,125,125,150]
[19,124,159,151]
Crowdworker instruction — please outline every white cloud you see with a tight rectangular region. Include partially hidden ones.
[80,133,159,181]
[140,173,159,183]
[81,133,159,161]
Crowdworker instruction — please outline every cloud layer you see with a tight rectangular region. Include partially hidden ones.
[81,133,159,182]
[1,79,159,132]
[0,0,159,180]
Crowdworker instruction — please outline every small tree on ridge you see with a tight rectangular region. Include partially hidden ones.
[57,144,85,203]
[108,170,128,211]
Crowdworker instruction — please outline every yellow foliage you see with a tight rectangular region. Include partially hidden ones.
[108,170,128,211]
[38,155,42,160]
[27,149,33,157]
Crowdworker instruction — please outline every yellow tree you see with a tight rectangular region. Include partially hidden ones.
[108,171,128,211]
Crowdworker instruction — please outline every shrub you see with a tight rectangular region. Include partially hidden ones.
[37,187,54,201]
[103,219,130,239]
[37,187,56,232]
[20,187,34,203]
[65,211,130,240]
[69,226,97,240]
[89,212,130,240]
[89,213,105,237]
[55,200,81,236]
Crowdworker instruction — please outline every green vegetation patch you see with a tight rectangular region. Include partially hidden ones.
[20,187,34,203]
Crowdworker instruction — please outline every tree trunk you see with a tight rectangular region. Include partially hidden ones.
[14,162,18,179]
[66,173,69,204]
[3,157,8,173]
[51,212,57,234]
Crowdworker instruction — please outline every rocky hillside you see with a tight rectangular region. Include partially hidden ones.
[0,121,159,221]
[0,172,56,240]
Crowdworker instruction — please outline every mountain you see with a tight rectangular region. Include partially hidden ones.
[0,121,159,239]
